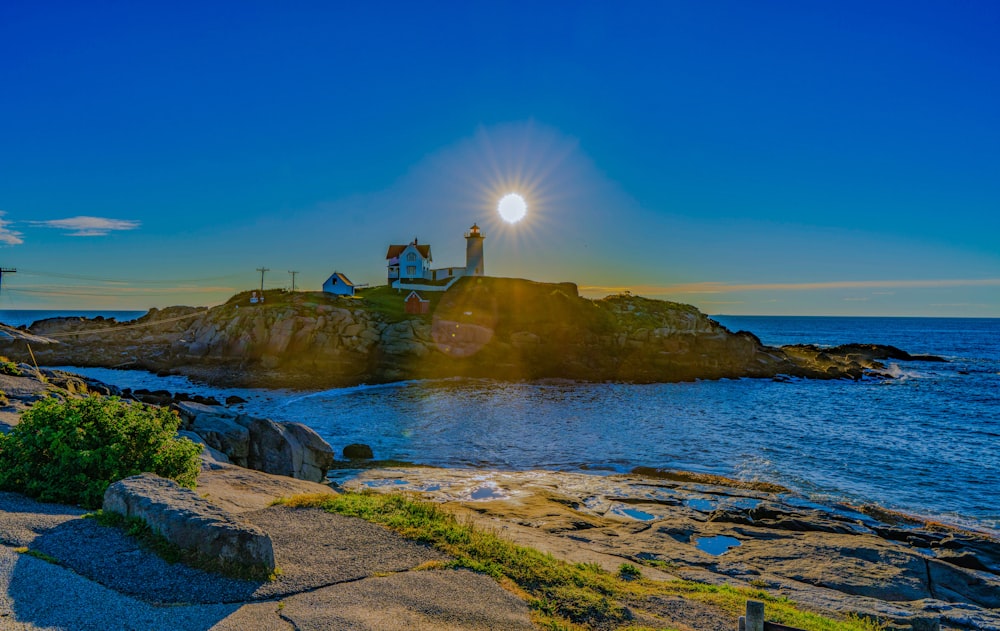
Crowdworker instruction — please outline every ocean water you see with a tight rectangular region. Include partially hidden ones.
[59,316,1000,534]
[0,310,147,329]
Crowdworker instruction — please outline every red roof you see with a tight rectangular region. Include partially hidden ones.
[385,243,432,261]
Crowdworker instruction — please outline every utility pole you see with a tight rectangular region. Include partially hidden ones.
[288,270,298,292]
[0,268,15,298]
[256,266,270,294]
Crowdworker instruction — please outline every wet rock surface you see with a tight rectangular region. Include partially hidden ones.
[345,467,1000,631]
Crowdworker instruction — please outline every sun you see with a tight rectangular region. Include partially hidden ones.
[497,193,527,223]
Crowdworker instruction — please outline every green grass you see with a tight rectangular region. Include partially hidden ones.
[275,491,885,631]
[222,285,446,324]
[88,510,280,582]
[356,285,444,322]
[14,546,58,564]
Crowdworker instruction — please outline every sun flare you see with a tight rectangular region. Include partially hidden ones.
[498,193,527,223]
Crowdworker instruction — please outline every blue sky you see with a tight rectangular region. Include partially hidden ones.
[1,1,998,315]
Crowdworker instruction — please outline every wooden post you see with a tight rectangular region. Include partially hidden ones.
[746,600,765,631]
[25,343,45,383]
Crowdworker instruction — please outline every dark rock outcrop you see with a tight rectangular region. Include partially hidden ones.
[173,402,335,483]
[343,443,374,459]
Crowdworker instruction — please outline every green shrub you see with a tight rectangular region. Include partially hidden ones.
[0,396,201,508]
[0,358,23,377]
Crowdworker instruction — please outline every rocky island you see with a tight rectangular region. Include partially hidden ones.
[0,277,944,388]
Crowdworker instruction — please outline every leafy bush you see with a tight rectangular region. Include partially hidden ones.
[0,396,201,508]
[0,358,23,377]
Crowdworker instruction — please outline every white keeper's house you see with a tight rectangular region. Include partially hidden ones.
[385,224,485,291]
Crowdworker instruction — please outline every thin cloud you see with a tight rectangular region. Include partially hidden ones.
[0,211,24,246]
[580,278,1000,296]
[29,216,141,236]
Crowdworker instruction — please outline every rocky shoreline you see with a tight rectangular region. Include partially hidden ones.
[0,366,997,629]
[345,467,1000,630]
[0,279,947,389]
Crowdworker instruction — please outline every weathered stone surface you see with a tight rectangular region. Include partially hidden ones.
[181,410,335,482]
[189,416,249,467]
[343,443,374,459]
[103,473,275,571]
[927,558,1000,608]
[173,400,237,424]
[342,467,1000,630]
[177,430,231,469]
[234,416,301,478]
[284,422,336,482]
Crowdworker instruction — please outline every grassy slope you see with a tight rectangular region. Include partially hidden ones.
[199,279,720,343]
[277,491,884,631]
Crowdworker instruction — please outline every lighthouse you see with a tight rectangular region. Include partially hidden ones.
[464,223,485,276]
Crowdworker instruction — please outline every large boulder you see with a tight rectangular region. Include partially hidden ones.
[285,422,337,482]
[103,473,274,572]
[177,430,231,470]
[233,416,335,483]
[235,416,300,478]
[190,414,250,467]
[173,400,236,425]
[343,443,374,459]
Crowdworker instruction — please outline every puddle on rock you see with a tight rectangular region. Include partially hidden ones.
[609,504,657,521]
[685,498,716,512]
[729,498,762,510]
[694,535,742,556]
[469,486,506,500]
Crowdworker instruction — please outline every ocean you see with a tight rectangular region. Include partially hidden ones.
[50,315,1000,535]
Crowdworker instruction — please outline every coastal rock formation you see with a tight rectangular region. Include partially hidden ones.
[0,278,946,389]
[343,443,374,459]
[103,473,276,571]
[346,467,1000,631]
[174,401,335,483]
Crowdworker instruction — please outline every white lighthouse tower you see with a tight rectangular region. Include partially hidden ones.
[464,223,485,276]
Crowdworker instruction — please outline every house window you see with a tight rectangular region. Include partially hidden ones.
[407,265,416,276]
[407,252,417,262]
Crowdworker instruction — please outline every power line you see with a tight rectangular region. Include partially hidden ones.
[8,288,234,298]
[256,267,270,293]
[17,269,243,285]
[288,270,299,292]
[0,268,15,298]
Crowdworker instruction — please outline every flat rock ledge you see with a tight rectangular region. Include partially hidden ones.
[103,473,275,571]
